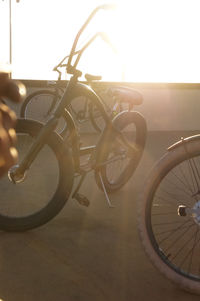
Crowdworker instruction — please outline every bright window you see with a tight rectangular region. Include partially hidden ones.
[1,0,200,82]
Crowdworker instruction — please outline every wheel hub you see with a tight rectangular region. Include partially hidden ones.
[8,165,26,184]
[178,201,200,225]
[192,201,200,225]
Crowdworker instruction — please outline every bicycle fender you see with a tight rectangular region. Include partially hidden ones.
[71,82,99,100]
[168,134,200,151]
[70,82,106,111]
[111,110,146,126]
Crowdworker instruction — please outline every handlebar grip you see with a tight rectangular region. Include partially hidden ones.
[85,74,102,82]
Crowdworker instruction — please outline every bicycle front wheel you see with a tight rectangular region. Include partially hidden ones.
[0,119,74,232]
[20,90,66,134]
[138,137,200,294]
[95,111,147,193]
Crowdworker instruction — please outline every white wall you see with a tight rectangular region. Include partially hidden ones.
[134,86,200,131]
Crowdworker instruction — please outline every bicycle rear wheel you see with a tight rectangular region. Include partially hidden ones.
[0,119,74,232]
[95,111,147,193]
[138,137,200,294]
[20,90,66,134]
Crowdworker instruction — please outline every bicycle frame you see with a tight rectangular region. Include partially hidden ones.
[13,76,135,182]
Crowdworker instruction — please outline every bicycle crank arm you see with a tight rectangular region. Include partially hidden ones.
[73,193,90,207]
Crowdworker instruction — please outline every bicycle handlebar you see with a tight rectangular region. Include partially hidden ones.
[71,32,117,71]
[53,4,116,78]
[67,4,116,74]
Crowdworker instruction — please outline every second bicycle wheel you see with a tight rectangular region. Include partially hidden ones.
[0,119,74,232]
[20,90,66,134]
[95,111,147,193]
[138,137,200,294]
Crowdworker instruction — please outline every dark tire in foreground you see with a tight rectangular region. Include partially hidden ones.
[0,119,74,232]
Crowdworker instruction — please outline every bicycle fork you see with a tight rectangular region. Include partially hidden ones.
[9,117,59,184]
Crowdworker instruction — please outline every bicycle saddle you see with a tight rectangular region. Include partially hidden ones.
[85,73,102,82]
[109,87,143,105]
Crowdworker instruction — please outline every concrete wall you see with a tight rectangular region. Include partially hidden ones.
[133,85,200,131]
[11,80,200,132]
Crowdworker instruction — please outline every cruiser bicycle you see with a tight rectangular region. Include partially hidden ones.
[0,5,147,232]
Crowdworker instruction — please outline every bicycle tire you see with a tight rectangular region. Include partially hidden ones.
[20,89,67,134]
[0,119,74,232]
[138,137,200,294]
[95,111,147,193]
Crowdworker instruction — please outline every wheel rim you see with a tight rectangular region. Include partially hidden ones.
[0,132,60,218]
[148,153,200,281]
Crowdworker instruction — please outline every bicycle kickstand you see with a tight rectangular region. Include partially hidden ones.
[98,173,115,208]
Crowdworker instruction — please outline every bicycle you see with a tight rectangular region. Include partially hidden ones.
[0,4,147,232]
[138,134,200,294]
[20,52,134,134]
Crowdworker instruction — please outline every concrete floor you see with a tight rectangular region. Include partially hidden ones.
[0,131,200,301]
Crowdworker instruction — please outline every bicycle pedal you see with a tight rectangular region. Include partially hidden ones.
[73,193,90,207]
